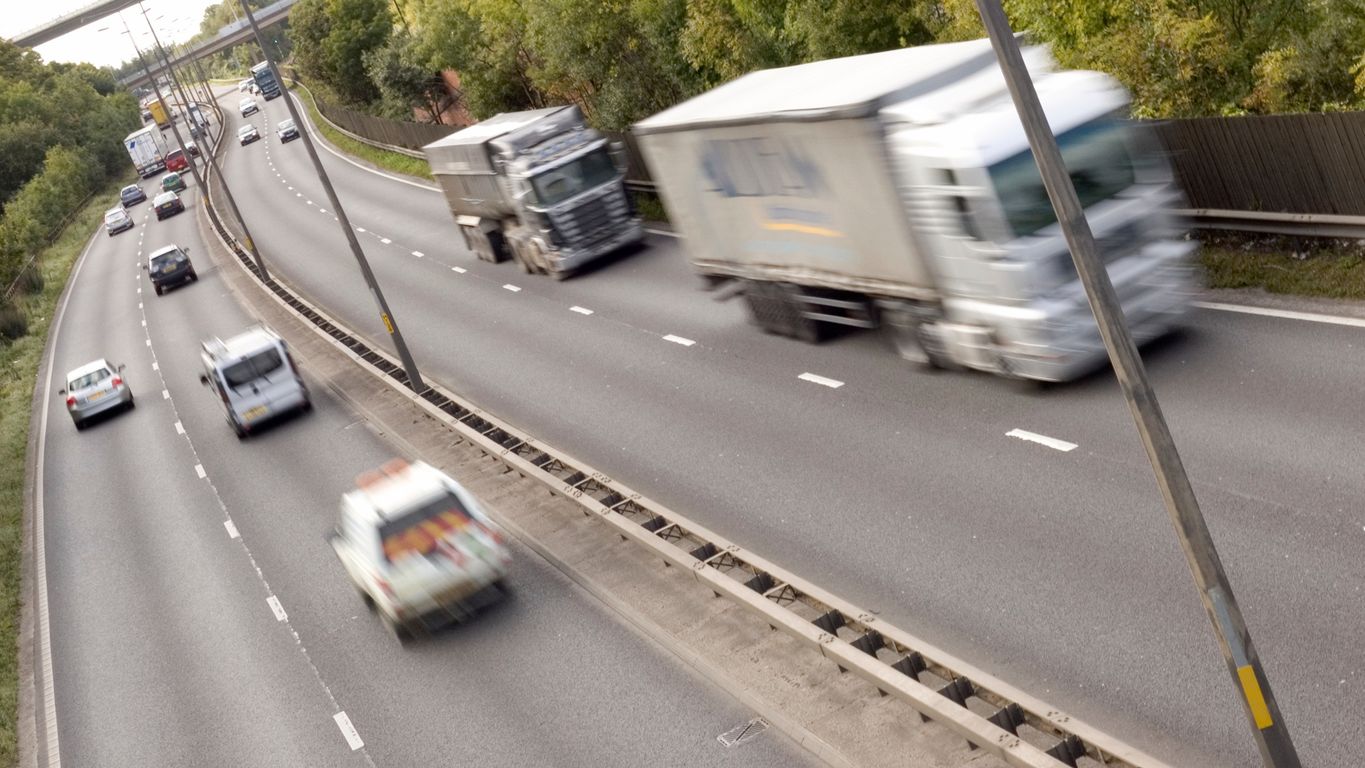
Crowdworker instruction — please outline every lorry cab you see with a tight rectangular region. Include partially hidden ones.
[198,325,311,438]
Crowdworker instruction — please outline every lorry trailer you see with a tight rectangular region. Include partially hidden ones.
[634,39,1194,382]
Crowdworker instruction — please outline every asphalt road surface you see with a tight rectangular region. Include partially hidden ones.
[209,87,1365,767]
[37,157,819,767]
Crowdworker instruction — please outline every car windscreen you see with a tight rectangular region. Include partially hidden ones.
[377,491,481,563]
[69,369,110,390]
[155,193,176,205]
[279,120,294,130]
[529,148,618,207]
[238,126,254,135]
[221,347,284,389]
[104,210,125,223]
[167,151,183,160]
[122,186,139,196]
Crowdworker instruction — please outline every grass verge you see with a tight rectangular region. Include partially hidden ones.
[1199,233,1365,299]
[0,180,124,764]
[288,82,433,180]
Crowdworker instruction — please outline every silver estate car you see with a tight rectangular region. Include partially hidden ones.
[60,359,134,429]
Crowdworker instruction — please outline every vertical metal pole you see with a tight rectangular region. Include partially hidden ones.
[236,0,427,395]
[135,6,270,282]
[970,4,1301,766]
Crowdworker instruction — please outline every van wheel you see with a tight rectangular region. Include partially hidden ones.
[358,588,376,611]
[383,614,412,645]
[233,422,248,440]
[73,418,86,431]
[512,240,533,274]
[154,284,163,296]
[189,270,199,282]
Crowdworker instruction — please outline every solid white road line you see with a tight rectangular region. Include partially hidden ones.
[570,306,594,315]
[33,229,103,767]
[451,266,466,274]
[224,520,240,539]
[1196,301,1365,329]
[798,372,844,389]
[174,421,184,435]
[266,595,288,621]
[194,463,207,479]
[1006,428,1078,452]
[663,334,695,346]
[502,284,521,292]
[333,711,365,750]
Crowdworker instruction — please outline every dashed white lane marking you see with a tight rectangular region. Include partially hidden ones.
[138,302,142,309]
[137,287,141,294]
[356,227,366,233]
[174,420,184,435]
[194,463,207,479]
[224,520,240,539]
[1195,301,1365,329]
[334,711,364,750]
[151,362,158,371]
[798,372,845,389]
[663,334,696,346]
[379,237,391,244]
[502,284,521,292]
[267,595,288,621]
[295,193,302,198]
[287,186,293,190]
[145,339,151,346]
[1006,428,1078,452]
[141,319,146,327]
[319,209,327,214]
[161,388,169,399]
[306,200,313,206]
[412,251,423,258]
[451,266,466,274]
[570,306,594,315]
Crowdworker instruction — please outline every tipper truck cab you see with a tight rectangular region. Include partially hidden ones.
[634,39,1195,382]
[422,105,644,279]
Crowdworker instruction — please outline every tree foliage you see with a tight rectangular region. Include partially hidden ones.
[291,0,392,104]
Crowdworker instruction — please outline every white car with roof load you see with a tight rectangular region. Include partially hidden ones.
[329,459,511,642]
[198,325,311,438]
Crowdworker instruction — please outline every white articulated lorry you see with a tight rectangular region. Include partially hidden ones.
[124,125,171,178]
[422,105,644,279]
[634,39,1194,382]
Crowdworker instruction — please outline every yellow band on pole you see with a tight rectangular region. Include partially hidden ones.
[381,313,394,334]
[1238,665,1274,729]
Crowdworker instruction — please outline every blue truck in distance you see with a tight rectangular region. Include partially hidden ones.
[251,61,282,100]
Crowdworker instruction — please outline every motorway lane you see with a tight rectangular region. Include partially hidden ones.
[219,89,1365,766]
[42,164,819,765]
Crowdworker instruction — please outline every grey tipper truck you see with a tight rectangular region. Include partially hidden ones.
[423,106,644,279]
[635,39,1194,382]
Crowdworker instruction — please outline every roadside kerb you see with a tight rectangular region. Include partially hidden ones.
[198,93,1169,768]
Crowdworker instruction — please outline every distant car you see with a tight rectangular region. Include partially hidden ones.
[276,118,299,142]
[103,206,134,236]
[152,190,184,221]
[143,243,197,295]
[161,172,187,193]
[120,184,147,207]
[238,124,260,145]
[239,96,259,116]
[165,148,189,173]
[185,140,201,158]
[328,459,512,642]
[60,359,134,430]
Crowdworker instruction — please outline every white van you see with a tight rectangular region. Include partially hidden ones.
[198,325,311,438]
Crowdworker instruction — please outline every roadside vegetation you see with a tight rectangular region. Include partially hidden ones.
[1199,234,1365,300]
[289,81,433,180]
[0,179,124,767]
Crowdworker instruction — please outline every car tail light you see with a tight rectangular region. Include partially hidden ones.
[111,377,123,387]
[65,396,76,407]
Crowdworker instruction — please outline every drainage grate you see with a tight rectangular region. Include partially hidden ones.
[717,718,769,748]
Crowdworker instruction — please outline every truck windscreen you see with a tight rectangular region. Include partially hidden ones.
[988,118,1137,238]
[530,149,618,207]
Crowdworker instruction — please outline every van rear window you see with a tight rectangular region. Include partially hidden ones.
[378,492,478,563]
[222,348,283,388]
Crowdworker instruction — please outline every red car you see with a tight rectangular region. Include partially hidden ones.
[165,149,188,173]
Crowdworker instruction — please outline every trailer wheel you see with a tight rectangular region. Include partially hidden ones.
[880,303,948,370]
[511,239,533,273]
[779,283,825,343]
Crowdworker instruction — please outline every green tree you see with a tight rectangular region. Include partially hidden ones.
[291,0,391,104]
[363,31,451,121]
[782,0,936,60]
[411,0,547,118]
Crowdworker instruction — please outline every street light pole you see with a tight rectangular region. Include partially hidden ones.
[236,0,427,395]
[970,3,1301,766]
[134,5,270,282]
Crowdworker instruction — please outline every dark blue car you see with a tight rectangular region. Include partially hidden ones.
[120,184,148,207]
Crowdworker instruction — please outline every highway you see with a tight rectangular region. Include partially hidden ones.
[37,159,819,766]
[208,86,1365,767]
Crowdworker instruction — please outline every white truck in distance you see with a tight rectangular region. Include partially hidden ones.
[422,105,644,279]
[634,39,1194,382]
[124,125,171,178]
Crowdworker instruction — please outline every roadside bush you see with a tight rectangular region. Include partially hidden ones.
[15,266,44,295]
[0,304,25,342]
